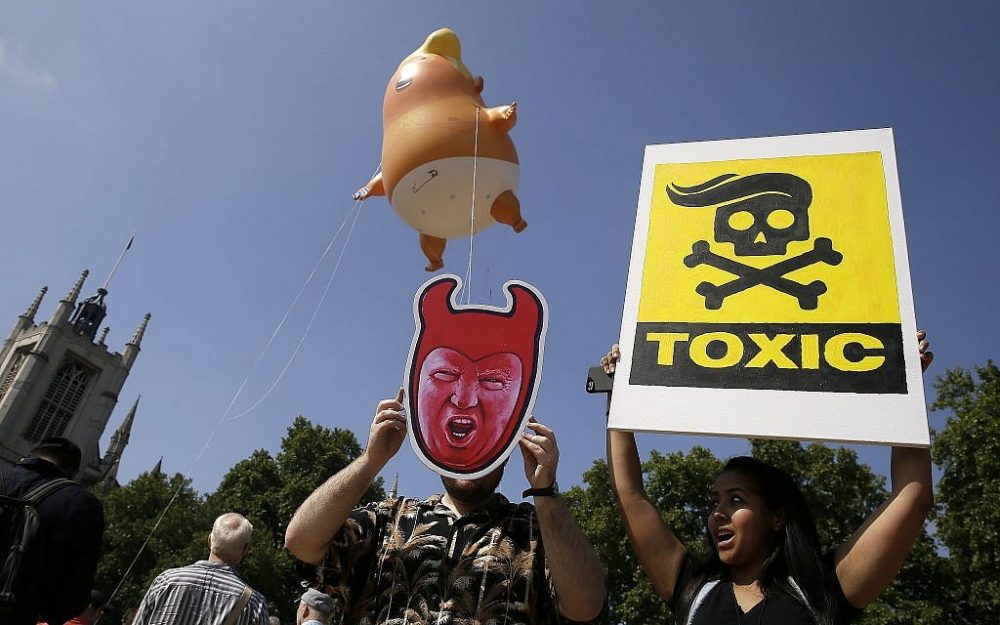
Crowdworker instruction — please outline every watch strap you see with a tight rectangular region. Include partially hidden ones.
[522,482,559,498]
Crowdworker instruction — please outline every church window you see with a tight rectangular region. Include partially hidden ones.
[0,347,32,401]
[23,357,94,442]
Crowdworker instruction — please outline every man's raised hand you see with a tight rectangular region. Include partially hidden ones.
[366,388,407,467]
[520,418,559,490]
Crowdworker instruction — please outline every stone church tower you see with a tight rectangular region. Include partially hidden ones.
[0,269,149,485]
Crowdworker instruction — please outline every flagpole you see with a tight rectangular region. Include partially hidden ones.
[102,233,135,291]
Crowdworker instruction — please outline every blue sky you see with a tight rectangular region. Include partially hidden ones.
[1,2,997,500]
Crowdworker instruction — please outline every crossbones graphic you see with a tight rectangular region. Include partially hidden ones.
[684,237,843,310]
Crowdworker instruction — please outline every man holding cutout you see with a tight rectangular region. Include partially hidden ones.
[285,389,606,625]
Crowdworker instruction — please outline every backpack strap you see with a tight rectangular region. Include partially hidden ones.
[0,477,72,604]
[22,478,73,505]
[222,585,253,625]
[686,577,818,625]
[685,579,720,625]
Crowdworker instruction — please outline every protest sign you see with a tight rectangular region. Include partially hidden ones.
[611,129,928,445]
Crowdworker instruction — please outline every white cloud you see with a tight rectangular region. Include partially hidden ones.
[0,38,57,90]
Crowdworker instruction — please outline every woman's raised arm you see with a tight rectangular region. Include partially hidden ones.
[604,344,688,601]
[833,332,935,607]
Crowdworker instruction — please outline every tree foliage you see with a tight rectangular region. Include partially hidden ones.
[93,471,209,615]
[206,416,384,620]
[932,361,1000,624]
[275,416,385,524]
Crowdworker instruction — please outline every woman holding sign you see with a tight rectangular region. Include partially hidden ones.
[601,332,934,625]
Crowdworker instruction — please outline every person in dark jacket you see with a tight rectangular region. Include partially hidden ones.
[1,437,105,625]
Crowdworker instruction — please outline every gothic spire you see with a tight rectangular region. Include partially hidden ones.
[388,473,399,499]
[100,396,140,489]
[128,313,151,347]
[7,286,48,348]
[122,313,150,370]
[108,395,139,452]
[64,269,89,303]
[98,327,110,345]
[21,286,48,321]
[51,270,89,324]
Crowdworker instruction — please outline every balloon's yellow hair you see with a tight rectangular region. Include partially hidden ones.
[401,28,472,79]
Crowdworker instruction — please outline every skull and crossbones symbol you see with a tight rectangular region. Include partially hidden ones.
[667,172,843,310]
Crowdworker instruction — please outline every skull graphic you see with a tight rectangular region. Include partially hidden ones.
[667,173,813,256]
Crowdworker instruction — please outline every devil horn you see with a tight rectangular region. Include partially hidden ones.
[419,275,460,317]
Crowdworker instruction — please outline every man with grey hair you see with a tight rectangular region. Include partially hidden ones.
[133,512,269,625]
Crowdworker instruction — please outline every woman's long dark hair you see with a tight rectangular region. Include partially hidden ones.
[676,457,839,625]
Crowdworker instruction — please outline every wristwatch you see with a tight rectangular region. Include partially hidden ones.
[523,481,559,498]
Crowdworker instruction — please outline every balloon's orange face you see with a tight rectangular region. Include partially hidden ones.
[384,54,484,121]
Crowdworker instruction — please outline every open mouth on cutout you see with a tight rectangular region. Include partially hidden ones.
[445,415,478,447]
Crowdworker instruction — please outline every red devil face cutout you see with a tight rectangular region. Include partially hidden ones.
[405,274,547,478]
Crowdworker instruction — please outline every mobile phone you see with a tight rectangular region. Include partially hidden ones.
[586,366,614,394]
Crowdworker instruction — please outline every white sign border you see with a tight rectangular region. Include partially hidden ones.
[403,273,549,479]
[610,129,929,447]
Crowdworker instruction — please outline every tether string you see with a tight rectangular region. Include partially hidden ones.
[107,164,378,604]
[463,106,481,305]
[225,200,363,421]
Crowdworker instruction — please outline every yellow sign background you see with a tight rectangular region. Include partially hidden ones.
[638,151,900,324]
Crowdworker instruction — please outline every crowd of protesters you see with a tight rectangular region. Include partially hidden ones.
[1,334,935,625]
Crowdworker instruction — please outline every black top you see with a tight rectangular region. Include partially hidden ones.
[683,579,816,624]
[669,555,861,625]
[1,457,105,625]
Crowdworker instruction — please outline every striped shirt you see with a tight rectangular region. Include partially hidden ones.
[133,560,269,625]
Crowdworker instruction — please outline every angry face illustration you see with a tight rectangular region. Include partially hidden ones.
[405,275,547,478]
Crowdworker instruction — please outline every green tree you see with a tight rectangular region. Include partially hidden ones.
[208,416,385,619]
[932,362,1000,624]
[275,416,385,525]
[93,471,208,614]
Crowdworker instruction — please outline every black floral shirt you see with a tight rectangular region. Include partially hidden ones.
[321,494,570,625]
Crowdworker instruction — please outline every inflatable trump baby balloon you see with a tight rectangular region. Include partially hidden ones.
[404,275,547,479]
[353,28,526,272]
